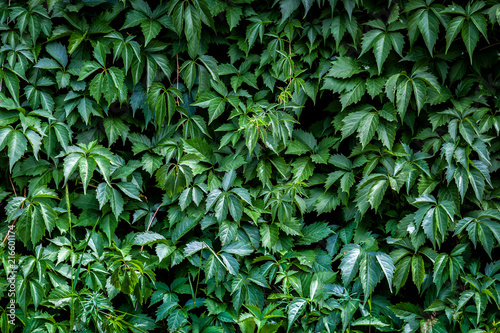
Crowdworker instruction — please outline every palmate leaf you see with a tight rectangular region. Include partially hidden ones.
[3,0,500,331]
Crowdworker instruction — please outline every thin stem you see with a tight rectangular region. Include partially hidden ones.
[66,184,74,251]
[479,42,500,51]
[176,54,180,105]
[9,175,17,197]
[140,205,161,253]
[193,262,202,306]
[2,183,22,244]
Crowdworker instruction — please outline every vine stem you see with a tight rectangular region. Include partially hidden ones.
[140,204,161,253]
[479,42,500,51]
[176,53,180,105]
[2,182,23,244]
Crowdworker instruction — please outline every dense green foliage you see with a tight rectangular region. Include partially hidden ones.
[1,0,500,332]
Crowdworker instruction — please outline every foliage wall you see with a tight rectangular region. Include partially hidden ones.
[1,0,500,332]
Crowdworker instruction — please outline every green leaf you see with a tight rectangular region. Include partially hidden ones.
[68,31,85,54]
[357,112,379,148]
[46,42,68,67]
[446,16,465,52]
[417,9,439,55]
[340,81,366,110]
[315,191,340,214]
[339,244,362,285]
[470,13,488,42]
[393,256,411,293]
[110,188,124,220]
[412,79,427,113]
[2,69,20,106]
[156,301,178,322]
[183,138,214,163]
[156,243,175,262]
[280,0,300,21]
[366,77,386,98]
[351,316,389,327]
[78,61,102,81]
[396,79,412,120]
[462,20,480,63]
[141,19,162,46]
[172,217,198,244]
[373,33,392,74]
[30,280,45,310]
[411,255,425,292]
[116,182,141,201]
[360,253,382,301]
[226,5,242,31]
[122,9,147,29]
[342,110,368,139]
[389,302,424,321]
[377,122,396,150]
[260,224,279,250]
[78,157,96,194]
[375,253,395,292]
[184,5,201,58]
[327,57,363,79]
[134,231,166,246]
[103,117,129,147]
[298,222,333,245]
[222,240,254,256]
[469,168,485,203]
[220,252,239,275]
[8,130,28,171]
[291,157,314,182]
[459,121,475,146]
[199,55,219,81]
[287,297,307,331]
[167,308,188,331]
